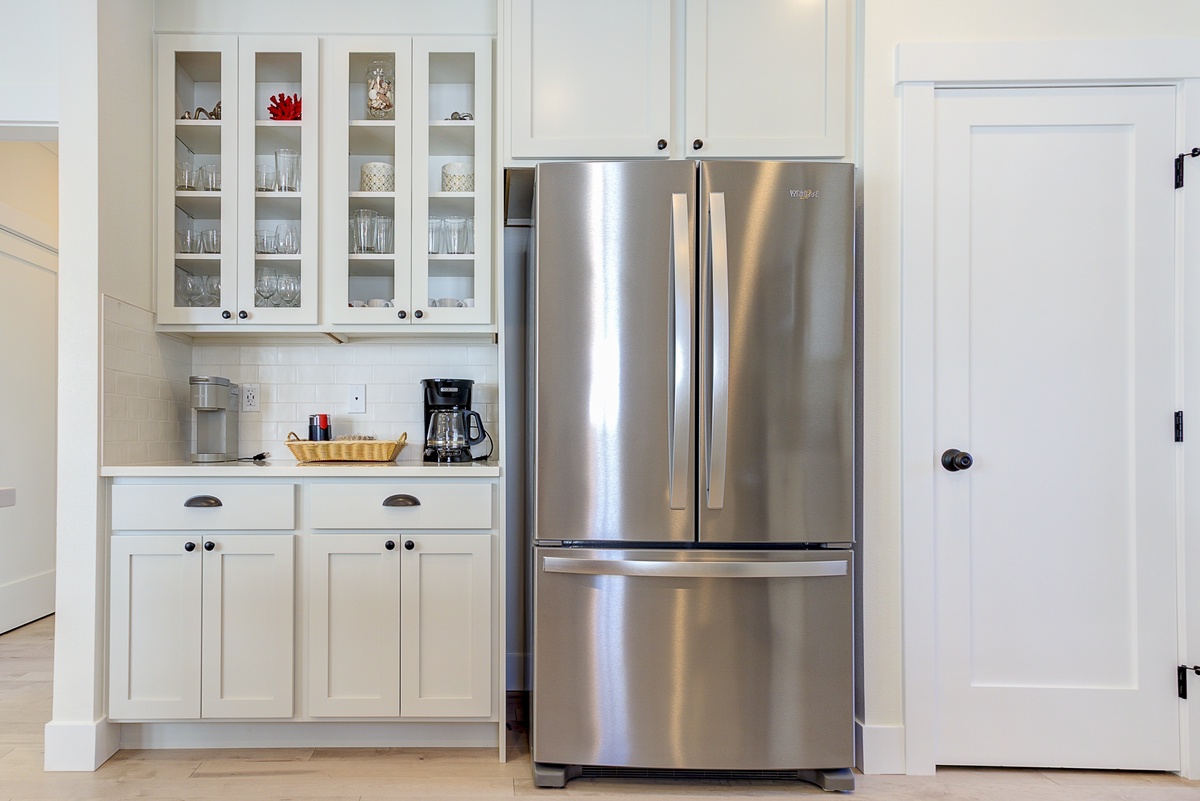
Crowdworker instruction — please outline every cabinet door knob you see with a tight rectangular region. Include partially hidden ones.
[414,310,424,319]
[404,540,415,551]
[398,310,407,319]
[693,139,704,150]
[221,310,232,319]
[385,540,396,550]
[657,139,668,150]
[203,540,215,551]
[238,310,248,319]
[184,541,196,552]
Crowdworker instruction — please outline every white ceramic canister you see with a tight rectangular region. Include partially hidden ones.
[441,162,474,192]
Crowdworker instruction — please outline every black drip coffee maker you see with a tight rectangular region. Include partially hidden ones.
[422,378,487,462]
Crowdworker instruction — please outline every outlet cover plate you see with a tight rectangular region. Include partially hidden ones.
[242,383,260,412]
[348,384,366,414]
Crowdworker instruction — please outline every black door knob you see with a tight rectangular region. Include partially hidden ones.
[404,540,415,551]
[184,541,196,552]
[203,540,215,551]
[693,139,704,150]
[385,540,396,550]
[414,310,423,319]
[941,449,973,472]
[657,139,668,150]
[221,310,232,319]
[238,310,248,319]
[398,310,406,319]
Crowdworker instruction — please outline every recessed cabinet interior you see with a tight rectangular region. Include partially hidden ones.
[324,36,492,326]
[506,0,847,160]
[157,34,319,327]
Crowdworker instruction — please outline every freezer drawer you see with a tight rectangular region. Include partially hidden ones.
[532,547,853,772]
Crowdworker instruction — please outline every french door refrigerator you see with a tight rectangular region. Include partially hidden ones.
[529,160,857,791]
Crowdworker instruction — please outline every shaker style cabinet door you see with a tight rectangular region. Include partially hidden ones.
[684,0,848,158]
[399,534,493,717]
[508,0,671,158]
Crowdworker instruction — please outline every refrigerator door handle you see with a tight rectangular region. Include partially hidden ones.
[707,192,731,510]
[542,556,848,579]
[669,192,692,510]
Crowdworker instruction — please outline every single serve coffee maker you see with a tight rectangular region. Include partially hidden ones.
[422,377,486,462]
[190,375,240,463]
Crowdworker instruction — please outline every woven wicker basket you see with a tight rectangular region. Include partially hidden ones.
[286,432,407,463]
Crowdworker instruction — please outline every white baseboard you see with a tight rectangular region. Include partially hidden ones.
[856,718,907,774]
[43,718,121,771]
[0,569,54,634]
[118,721,497,750]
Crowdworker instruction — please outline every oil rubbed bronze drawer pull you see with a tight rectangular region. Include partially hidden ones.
[183,495,223,508]
[382,494,421,507]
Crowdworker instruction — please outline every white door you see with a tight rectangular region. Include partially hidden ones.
[933,85,1180,769]
[400,534,492,717]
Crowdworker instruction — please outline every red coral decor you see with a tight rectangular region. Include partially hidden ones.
[268,93,302,121]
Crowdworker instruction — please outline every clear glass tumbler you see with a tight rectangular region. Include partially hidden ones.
[444,216,467,254]
[275,149,300,192]
[351,209,377,254]
[427,217,444,254]
[374,216,394,254]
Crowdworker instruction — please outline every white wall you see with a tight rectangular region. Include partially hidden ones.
[858,0,1200,772]
[0,143,58,634]
[0,0,59,135]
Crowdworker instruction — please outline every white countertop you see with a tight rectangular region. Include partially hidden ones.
[0,487,13,507]
[102,459,499,478]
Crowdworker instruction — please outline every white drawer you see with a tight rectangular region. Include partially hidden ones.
[111,484,296,531]
[308,482,493,530]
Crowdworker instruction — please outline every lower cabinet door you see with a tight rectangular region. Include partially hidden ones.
[306,534,402,717]
[109,535,203,720]
[400,534,492,717]
[200,535,295,718]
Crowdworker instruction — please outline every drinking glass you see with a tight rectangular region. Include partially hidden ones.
[444,216,467,254]
[277,274,301,307]
[275,149,300,192]
[427,217,444,254]
[255,165,277,192]
[374,215,394,254]
[351,209,377,254]
[465,217,475,254]
[175,159,197,191]
[176,228,201,254]
[255,229,277,254]
[200,164,221,191]
[255,267,279,308]
[202,275,221,307]
[275,223,299,255]
[200,229,220,254]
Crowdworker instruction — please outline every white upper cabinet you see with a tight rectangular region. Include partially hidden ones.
[505,0,848,160]
[508,0,672,158]
[156,35,319,327]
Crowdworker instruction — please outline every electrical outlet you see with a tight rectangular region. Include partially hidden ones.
[348,384,366,414]
[241,383,260,412]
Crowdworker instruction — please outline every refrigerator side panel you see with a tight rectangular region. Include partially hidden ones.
[530,161,696,543]
[698,161,856,545]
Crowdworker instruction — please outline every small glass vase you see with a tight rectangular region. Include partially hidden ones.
[365,59,395,120]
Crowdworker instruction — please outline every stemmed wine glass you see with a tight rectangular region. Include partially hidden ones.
[277,274,301,307]
[200,275,221,307]
[255,267,278,308]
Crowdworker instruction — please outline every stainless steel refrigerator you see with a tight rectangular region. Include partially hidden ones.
[528,160,857,791]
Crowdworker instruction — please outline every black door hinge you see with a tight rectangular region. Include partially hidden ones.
[1180,665,1200,698]
[1177,148,1200,188]
[1177,411,1185,442]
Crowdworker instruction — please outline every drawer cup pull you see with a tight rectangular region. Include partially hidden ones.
[184,495,223,508]
[382,494,421,507]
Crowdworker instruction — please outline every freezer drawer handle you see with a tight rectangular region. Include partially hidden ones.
[542,556,847,579]
[382,494,421,507]
[183,495,222,508]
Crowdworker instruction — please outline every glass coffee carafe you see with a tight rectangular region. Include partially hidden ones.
[425,409,486,462]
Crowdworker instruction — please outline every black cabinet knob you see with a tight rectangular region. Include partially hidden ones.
[221,310,232,319]
[184,541,196,552]
[414,310,423,319]
[941,449,974,472]
[398,310,407,319]
[693,139,704,150]
[203,540,215,551]
[385,540,396,551]
[238,310,248,319]
[657,139,668,150]
[404,540,415,551]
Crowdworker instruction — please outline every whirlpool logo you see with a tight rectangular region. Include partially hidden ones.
[789,189,820,199]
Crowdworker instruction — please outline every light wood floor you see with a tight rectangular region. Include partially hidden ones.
[3,616,1200,799]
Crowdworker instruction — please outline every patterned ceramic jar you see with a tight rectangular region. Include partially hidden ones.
[441,162,474,192]
[360,161,395,192]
